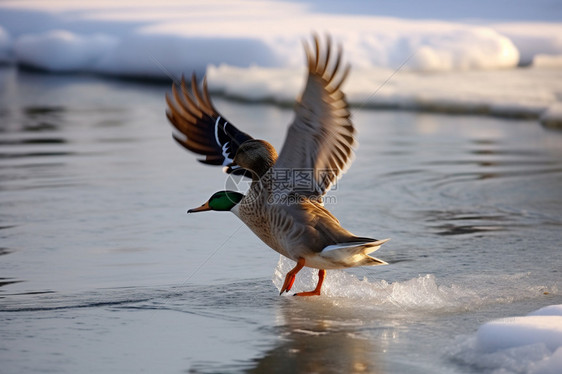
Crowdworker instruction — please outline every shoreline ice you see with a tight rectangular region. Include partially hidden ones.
[1,1,561,74]
[452,305,562,374]
[0,0,561,127]
[206,64,562,126]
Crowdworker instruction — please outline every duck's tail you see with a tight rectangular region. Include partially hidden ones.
[321,238,390,268]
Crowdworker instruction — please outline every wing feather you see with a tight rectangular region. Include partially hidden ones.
[166,74,253,172]
[274,34,356,197]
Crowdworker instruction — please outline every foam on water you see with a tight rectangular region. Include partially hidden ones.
[272,256,559,314]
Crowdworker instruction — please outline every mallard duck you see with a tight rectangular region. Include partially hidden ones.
[166,35,389,296]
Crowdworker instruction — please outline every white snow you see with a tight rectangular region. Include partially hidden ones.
[476,316,562,352]
[0,0,561,124]
[207,64,562,124]
[0,0,560,74]
[493,22,562,66]
[14,30,118,72]
[142,17,521,72]
[452,305,562,374]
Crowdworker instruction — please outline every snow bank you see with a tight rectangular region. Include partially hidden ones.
[493,22,562,66]
[451,305,562,374]
[0,1,561,122]
[0,0,560,75]
[14,30,118,72]
[477,315,562,353]
[144,17,520,72]
[1,16,522,74]
[208,64,562,121]
[95,35,277,78]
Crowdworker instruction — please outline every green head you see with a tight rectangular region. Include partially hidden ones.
[187,191,244,213]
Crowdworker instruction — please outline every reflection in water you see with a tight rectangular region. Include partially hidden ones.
[433,223,504,236]
[375,131,562,237]
[0,151,74,160]
[248,300,383,374]
[421,209,511,236]
[0,278,23,288]
[0,105,66,133]
[21,106,66,132]
[0,104,70,177]
[426,139,561,184]
[0,247,15,256]
[0,138,67,146]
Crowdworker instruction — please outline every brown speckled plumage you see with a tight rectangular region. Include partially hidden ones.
[167,34,389,295]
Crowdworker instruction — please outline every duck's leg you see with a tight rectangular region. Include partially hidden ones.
[280,257,305,295]
[294,269,326,297]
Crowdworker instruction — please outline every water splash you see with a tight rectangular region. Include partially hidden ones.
[272,256,558,314]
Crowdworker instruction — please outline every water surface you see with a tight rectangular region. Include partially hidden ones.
[1,67,561,373]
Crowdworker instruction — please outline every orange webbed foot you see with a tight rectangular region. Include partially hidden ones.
[293,290,321,297]
[280,273,297,294]
[279,258,305,295]
[293,269,326,297]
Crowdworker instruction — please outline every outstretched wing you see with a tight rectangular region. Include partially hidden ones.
[166,74,253,175]
[273,35,355,197]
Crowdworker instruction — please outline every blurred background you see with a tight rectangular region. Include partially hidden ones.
[1,1,561,373]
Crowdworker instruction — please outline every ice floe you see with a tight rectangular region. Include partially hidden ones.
[451,305,562,374]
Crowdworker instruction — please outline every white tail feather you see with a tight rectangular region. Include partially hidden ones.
[323,238,390,254]
[311,238,390,269]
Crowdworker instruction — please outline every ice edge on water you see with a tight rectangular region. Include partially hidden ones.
[206,65,562,127]
[1,2,561,125]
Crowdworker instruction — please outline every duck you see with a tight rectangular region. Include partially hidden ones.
[166,34,389,296]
